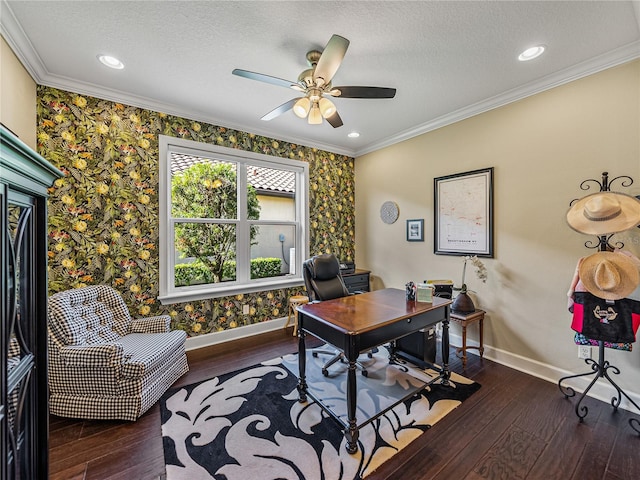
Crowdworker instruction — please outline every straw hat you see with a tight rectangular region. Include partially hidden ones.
[579,251,640,300]
[566,192,640,235]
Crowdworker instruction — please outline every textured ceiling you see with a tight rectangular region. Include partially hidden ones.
[2,1,639,157]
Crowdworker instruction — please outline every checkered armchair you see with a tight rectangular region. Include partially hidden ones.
[47,285,189,421]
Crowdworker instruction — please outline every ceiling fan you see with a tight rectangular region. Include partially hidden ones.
[232,34,396,128]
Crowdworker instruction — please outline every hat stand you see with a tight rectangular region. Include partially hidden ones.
[557,171,640,435]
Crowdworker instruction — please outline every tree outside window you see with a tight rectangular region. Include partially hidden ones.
[171,161,260,285]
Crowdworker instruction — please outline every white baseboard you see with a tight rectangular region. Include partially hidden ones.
[186,324,640,414]
[450,333,640,414]
[185,316,288,351]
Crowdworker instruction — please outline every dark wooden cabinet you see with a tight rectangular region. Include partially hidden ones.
[341,269,371,294]
[1,126,62,479]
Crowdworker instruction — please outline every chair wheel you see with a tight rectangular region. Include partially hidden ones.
[312,352,318,357]
[367,352,373,358]
[322,369,329,377]
[361,370,368,377]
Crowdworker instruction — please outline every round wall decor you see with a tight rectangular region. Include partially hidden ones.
[380,201,399,224]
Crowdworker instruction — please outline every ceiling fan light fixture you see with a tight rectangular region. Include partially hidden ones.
[308,103,322,124]
[233,34,396,129]
[293,97,311,118]
[319,97,336,118]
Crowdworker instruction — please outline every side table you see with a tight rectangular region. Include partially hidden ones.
[285,295,309,336]
[449,309,485,367]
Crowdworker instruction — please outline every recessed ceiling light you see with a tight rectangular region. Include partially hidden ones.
[97,54,124,69]
[347,131,360,138]
[518,45,545,62]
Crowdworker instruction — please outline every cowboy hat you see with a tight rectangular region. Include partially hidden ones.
[566,192,640,235]
[579,251,640,300]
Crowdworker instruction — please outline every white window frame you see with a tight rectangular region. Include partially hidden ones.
[158,135,308,304]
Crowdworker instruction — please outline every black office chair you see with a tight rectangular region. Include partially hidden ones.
[302,253,373,377]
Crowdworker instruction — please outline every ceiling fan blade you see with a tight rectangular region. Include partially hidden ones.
[261,98,299,121]
[325,111,343,128]
[331,86,397,99]
[232,69,301,90]
[313,35,349,86]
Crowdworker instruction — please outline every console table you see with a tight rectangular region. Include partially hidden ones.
[296,288,451,453]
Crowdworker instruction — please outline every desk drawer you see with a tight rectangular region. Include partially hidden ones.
[359,307,447,350]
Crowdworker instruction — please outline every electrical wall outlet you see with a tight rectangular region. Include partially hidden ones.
[242,304,250,315]
[578,345,591,359]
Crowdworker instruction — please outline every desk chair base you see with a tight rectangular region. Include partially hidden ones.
[312,349,375,377]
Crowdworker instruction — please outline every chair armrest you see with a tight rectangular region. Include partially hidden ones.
[59,344,124,368]
[130,315,171,333]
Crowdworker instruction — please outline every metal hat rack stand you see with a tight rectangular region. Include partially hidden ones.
[557,171,640,435]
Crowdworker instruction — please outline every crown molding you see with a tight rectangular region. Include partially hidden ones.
[1,0,48,80]
[35,71,356,157]
[355,40,640,157]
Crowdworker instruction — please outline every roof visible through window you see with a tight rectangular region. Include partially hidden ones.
[170,153,295,196]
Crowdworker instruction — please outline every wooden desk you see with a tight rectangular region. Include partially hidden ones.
[296,288,452,454]
[449,309,485,367]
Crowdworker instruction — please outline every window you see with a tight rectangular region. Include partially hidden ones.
[158,136,308,303]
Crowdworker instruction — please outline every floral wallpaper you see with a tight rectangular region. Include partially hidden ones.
[37,86,355,336]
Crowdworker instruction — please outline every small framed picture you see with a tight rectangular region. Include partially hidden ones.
[406,219,424,242]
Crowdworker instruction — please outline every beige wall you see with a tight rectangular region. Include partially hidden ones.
[0,36,36,149]
[356,60,640,402]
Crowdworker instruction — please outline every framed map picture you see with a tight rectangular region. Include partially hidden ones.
[434,167,494,257]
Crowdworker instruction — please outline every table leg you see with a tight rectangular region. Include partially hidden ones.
[441,310,451,385]
[461,323,468,367]
[297,327,307,403]
[345,358,359,454]
[479,317,484,358]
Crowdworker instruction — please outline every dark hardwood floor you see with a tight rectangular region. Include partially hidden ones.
[49,329,640,480]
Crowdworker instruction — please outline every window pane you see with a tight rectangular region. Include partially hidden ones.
[160,135,308,302]
[247,164,295,221]
[174,222,236,287]
[171,154,237,219]
[250,224,296,278]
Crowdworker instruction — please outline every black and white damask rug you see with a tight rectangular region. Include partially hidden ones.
[160,346,480,480]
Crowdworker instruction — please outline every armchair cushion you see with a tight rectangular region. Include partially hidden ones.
[118,331,187,378]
